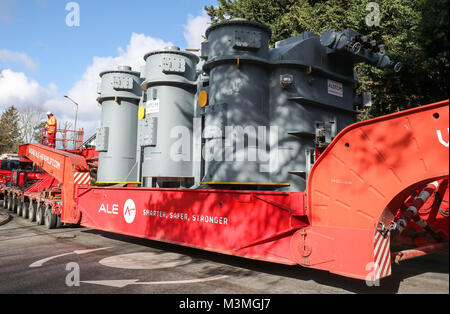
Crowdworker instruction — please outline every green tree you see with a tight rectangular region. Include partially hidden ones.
[32,121,47,144]
[205,0,449,119]
[0,105,22,153]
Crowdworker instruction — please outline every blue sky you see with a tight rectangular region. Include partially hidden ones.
[1,0,215,91]
[0,0,216,135]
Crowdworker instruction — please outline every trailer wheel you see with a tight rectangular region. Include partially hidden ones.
[7,194,13,212]
[17,199,23,217]
[56,215,63,229]
[22,200,29,219]
[12,196,17,214]
[44,206,57,229]
[3,194,8,209]
[36,204,45,226]
[28,201,37,222]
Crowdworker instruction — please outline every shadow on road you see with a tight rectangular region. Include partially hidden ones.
[81,228,449,294]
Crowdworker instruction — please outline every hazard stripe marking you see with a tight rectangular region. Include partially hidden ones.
[373,231,391,279]
[74,172,90,185]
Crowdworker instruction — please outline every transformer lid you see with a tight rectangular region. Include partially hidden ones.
[205,18,272,38]
[99,65,140,78]
[143,47,200,64]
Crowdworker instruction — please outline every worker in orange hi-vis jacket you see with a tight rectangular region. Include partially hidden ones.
[45,112,57,148]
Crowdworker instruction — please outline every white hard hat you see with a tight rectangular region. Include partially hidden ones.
[47,112,52,116]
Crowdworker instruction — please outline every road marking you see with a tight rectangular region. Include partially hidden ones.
[81,275,229,288]
[98,252,192,270]
[29,247,111,268]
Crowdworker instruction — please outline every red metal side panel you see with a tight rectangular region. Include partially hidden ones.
[291,100,449,280]
[77,187,307,265]
[18,143,90,223]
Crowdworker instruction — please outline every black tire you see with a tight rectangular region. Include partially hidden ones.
[28,201,37,222]
[22,199,29,219]
[44,206,57,229]
[56,215,64,228]
[3,194,8,210]
[36,204,45,225]
[17,199,23,217]
[7,194,13,212]
[12,196,17,214]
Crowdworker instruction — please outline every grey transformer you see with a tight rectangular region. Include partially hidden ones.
[95,20,399,192]
[194,19,399,192]
[137,46,199,188]
[96,65,142,184]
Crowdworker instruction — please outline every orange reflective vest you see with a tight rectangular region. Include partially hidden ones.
[46,116,57,134]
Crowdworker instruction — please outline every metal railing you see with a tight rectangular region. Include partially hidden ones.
[40,128,84,151]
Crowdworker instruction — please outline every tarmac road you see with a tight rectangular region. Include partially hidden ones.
[0,205,448,295]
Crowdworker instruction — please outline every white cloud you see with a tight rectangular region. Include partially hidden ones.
[65,33,172,136]
[0,11,209,140]
[1,33,171,138]
[183,10,210,51]
[0,49,38,72]
[183,10,210,71]
[0,69,55,108]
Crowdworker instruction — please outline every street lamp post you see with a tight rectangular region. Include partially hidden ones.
[64,95,80,149]
[64,95,79,132]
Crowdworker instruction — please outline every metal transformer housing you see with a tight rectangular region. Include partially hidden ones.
[138,46,199,188]
[96,65,142,184]
[201,20,274,186]
[267,33,357,191]
[199,20,363,191]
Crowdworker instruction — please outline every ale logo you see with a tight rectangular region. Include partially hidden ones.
[123,199,136,224]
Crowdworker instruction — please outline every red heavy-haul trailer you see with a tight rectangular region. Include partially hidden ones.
[3,100,449,282]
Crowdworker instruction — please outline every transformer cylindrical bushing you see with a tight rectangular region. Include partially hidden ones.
[204,18,271,60]
[201,19,274,184]
[138,46,199,187]
[96,65,142,184]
